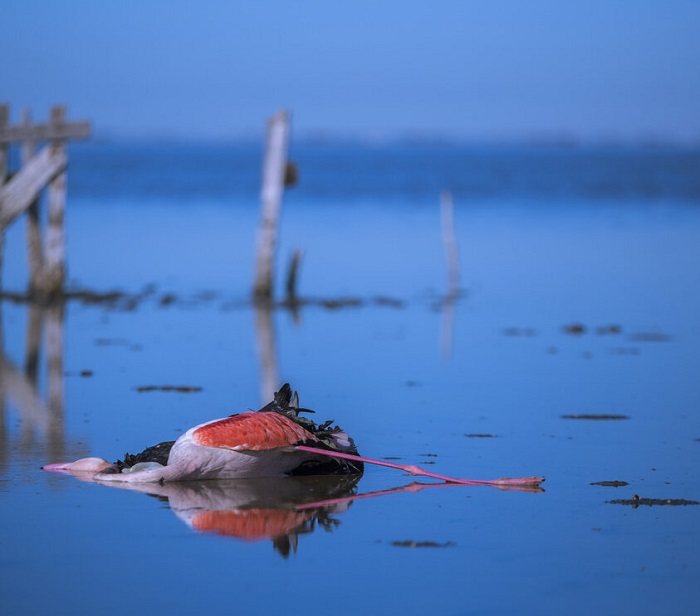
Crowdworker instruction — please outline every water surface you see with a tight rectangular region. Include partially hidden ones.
[1,142,699,614]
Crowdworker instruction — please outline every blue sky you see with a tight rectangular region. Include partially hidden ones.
[2,1,699,142]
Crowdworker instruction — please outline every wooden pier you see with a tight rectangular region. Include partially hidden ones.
[0,104,91,298]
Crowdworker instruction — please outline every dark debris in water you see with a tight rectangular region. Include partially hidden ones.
[1,287,152,310]
[563,322,586,335]
[372,296,405,308]
[562,414,630,420]
[607,495,698,507]
[135,385,203,393]
[503,327,537,337]
[272,295,408,312]
[318,298,364,310]
[562,323,623,336]
[1,285,407,314]
[466,433,499,438]
[608,347,640,356]
[596,324,623,335]
[94,338,142,351]
[627,332,672,343]
[391,540,455,548]
[159,293,177,307]
[590,480,629,487]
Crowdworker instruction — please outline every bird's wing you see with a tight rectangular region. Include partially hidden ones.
[192,411,317,451]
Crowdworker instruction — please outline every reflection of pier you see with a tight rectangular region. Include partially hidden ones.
[0,303,86,470]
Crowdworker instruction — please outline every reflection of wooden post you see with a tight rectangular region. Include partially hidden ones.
[25,305,42,382]
[46,304,65,450]
[0,302,73,462]
[254,303,279,404]
[0,283,4,466]
[440,293,457,359]
[0,108,4,452]
[253,111,291,302]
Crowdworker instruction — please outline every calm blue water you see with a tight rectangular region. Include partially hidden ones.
[1,142,700,614]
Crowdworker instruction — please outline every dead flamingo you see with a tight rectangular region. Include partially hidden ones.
[43,384,544,489]
[44,384,362,482]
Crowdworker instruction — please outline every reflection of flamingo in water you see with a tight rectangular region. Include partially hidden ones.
[45,473,540,558]
[43,384,544,489]
[99,475,363,558]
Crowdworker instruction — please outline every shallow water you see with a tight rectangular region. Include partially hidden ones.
[1,143,699,614]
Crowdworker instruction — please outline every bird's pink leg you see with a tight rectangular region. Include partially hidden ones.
[295,445,544,488]
[296,481,461,511]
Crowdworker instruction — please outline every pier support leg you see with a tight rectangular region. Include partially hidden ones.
[29,107,67,298]
[22,109,45,295]
[0,105,8,291]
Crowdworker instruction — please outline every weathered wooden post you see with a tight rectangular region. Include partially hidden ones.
[0,106,7,181]
[0,105,8,288]
[0,105,5,449]
[285,248,303,303]
[253,110,291,302]
[439,190,460,358]
[21,109,43,292]
[440,190,460,299]
[41,106,69,296]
